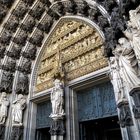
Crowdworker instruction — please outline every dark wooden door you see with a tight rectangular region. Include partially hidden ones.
[77,81,117,122]
[36,101,52,140]
[35,128,51,140]
[79,116,122,140]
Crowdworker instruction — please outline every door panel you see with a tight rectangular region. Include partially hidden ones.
[36,101,52,129]
[77,82,117,122]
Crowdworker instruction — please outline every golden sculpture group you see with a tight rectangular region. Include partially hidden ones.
[35,20,108,92]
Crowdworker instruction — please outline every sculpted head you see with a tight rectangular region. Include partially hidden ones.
[129,10,137,20]
[17,94,24,100]
[1,92,7,98]
[54,79,61,89]
[118,38,127,45]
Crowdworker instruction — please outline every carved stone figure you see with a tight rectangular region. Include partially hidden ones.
[12,94,26,126]
[0,46,6,58]
[3,57,16,72]
[0,71,13,93]
[15,74,29,95]
[128,6,140,30]
[0,30,12,45]
[0,92,9,124]
[110,57,126,103]
[124,29,140,66]
[119,103,133,128]
[7,44,21,59]
[11,126,24,140]
[114,38,140,91]
[50,79,65,118]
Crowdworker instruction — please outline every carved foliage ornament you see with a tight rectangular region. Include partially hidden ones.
[2,57,16,72]
[29,2,45,20]
[4,16,19,32]
[13,30,28,46]
[49,119,65,136]
[15,73,29,95]
[11,126,24,140]
[119,103,133,127]
[0,71,13,93]
[20,16,35,33]
[0,45,6,58]
[12,1,28,19]
[21,44,37,60]
[0,30,12,45]
[6,44,22,59]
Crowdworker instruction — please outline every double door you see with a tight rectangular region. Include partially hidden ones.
[79,116,122,140]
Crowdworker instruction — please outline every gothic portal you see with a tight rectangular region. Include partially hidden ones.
[0,0,140,140]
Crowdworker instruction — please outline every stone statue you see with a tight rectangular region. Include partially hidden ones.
[124,29,140,66]
[0,92,9,124]
[12,94,26,126]
[114,38,140,91]
[110,57,126,103]
[128,6,140,30]
[50,79,65,118]
[123,6,140,67]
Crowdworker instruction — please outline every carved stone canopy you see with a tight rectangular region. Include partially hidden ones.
[35,18,108,93]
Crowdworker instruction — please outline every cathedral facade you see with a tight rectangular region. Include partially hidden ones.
[0,0,140,140]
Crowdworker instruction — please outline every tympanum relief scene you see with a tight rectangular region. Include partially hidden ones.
[35,19,108,93]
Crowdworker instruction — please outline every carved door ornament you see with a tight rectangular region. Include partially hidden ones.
[35,19,108,92]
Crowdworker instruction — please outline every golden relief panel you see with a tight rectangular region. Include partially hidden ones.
[35,20,108,93]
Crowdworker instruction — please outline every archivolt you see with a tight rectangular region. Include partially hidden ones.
[0,0,139,95]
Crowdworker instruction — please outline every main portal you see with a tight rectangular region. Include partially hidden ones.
[77,81,122,140]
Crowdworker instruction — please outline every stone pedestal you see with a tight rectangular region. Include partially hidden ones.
[51,135,64,140]
[117,100,133,128]
[11,126,24,140]
[0,124,5,140]
[49,117,65,140]
[130,87,140,119]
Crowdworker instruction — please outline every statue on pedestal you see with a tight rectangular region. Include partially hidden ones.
[0,92,9,124]
[50,79,65,119]
[114,38,140,91]
[12,94,26,126]
[110,57,126,104]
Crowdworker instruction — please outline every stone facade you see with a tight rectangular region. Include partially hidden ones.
[0,0,140,140]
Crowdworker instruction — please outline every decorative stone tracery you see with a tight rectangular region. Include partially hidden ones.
[0,0,139,97]
[0,0,140,140]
